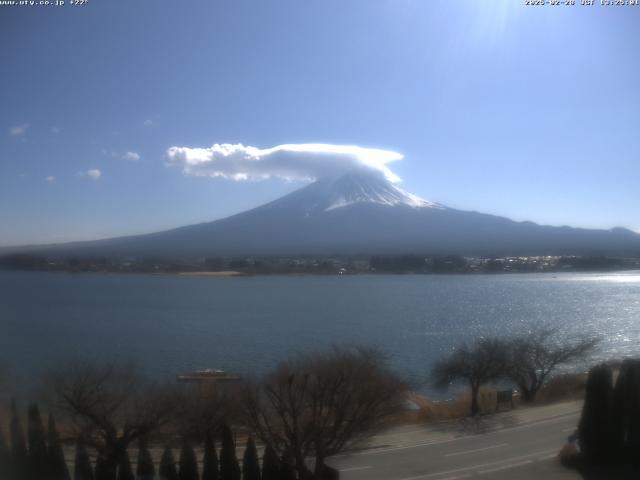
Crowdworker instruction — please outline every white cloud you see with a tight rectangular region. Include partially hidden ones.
[87,169,101,179]
[76,169,102,180]
[101,149,117,157]
[143,119,153,127]
[45,176,56,182]
[165,143,404,183]
[122,151,140,161]
[9,124,28,137]
[51,126,61,134]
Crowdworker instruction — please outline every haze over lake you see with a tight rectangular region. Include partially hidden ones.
[2,270,640,395]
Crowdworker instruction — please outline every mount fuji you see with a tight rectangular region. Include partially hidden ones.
[8,172,640,258]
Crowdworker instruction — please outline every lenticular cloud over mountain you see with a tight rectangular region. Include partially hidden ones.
[165,143,404,183]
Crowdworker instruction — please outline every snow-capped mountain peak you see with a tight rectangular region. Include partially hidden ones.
[322,174,441,211]
[265,172,443,215]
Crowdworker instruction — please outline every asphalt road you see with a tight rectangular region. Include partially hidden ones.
[328,410,581,480]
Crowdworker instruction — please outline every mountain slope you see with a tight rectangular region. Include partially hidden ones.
[7,172,640,258]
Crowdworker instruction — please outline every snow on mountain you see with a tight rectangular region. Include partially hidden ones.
[321,173,442,211]
[262,172,443,215]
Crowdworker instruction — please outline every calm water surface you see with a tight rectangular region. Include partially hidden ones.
[1,271,640,394]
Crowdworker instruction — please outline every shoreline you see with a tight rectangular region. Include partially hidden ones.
[177,270,248,277]
[1,268,639,278]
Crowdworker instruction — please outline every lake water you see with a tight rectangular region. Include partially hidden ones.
[1,270,640,395]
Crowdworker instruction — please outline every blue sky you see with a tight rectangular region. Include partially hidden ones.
[1,0,639,246]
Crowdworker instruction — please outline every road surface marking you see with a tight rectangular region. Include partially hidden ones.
[332,439,455,457]
[335,413,574,458]
[338,466,372,472]
[373,430,425,437]
[346,412,579,458]
[478,459,533,474]
[371,404,580,441]
[537,453,557,461]
[369,410,580,446]
[484,413,579,436]
[398,448,557,480]
[444,443,508,457]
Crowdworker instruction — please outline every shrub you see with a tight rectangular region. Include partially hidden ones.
[278,455,296,480]
[95,452,117,480]
[179,438,199,480]
[241,436,260,480]
[74,442,95,480]
[47,414,70,480]
[202,435,219,480]
[116,450,135,480]
[219,424,240,480]
[260,444,279,480]
[10,400,28,479]
[159,446,179,480]
[611,359,640,463]
[137,438,156,480]
[0,421,11,480]
[27,404,48,479]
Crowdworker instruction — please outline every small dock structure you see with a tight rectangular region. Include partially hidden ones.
[177,369,242,395]
[177,368,241,384]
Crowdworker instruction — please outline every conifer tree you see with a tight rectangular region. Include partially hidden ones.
[220,425,240,480]
[613,358,640,462]
[624,360,640,460]
[74,441,95,480]
[241,437,260,480]
[27,404,48,479]
[260,445,279,480]
[47,414,70,480]
[202,435,219,480]
[578,363,614,464]
[137,438,156,480]
[10,400,28,480]
[116,449,135,480]
[179,438,199,480]
[95,452,117,480]
[0,422,11,480]
[612,359,630,460]
[278,455,295,480]
[159,446,179,480]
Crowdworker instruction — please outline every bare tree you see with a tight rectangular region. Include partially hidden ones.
[506,328,598,402]
[50,361,178,480]
[242,346,407,478]
[432,338,508,416]
[174,383,238,443]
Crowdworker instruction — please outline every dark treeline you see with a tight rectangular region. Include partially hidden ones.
[0,254,49,271]
[0,407,280,480]
[0,254,358,275]
[1,253,638,275]
[0,347,405,480]
[0,403,68,480]
[370,255,468,273]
